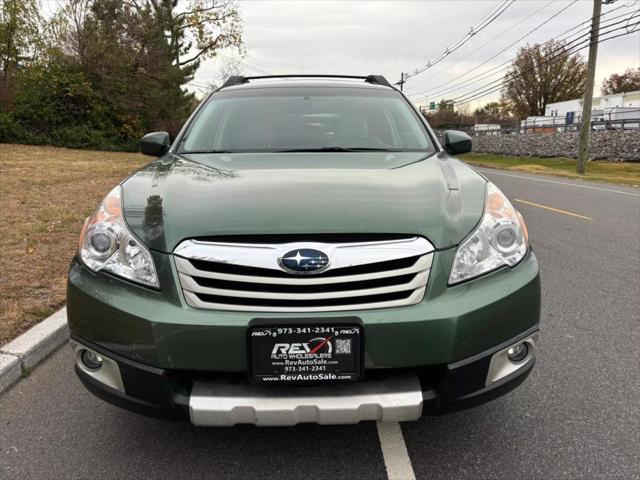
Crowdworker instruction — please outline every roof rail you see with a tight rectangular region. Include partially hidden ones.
[219,75,246,89]
[218,74,394,90]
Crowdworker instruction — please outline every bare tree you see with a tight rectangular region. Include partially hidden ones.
[46,0,95,64]
[0,0,44,77]
[207,53,245,91]
[157,0,244,72]
[501,40,587,118]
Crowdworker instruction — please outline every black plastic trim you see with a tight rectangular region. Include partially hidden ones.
[218,74,394,90]
[72,327,538,421]
[75,364,186,421]
[194,289,413,308]
[427,359,535,415]
[193,272,417,294]
[71,334,188,420]
[187,255,421,279]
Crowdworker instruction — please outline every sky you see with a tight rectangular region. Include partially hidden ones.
[192,0,640,109]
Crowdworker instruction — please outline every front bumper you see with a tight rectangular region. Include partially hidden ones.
[68,247,540,425]
[72,329,537,426]
[67,249,541,371]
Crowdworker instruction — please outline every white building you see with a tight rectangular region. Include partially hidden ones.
[545,90,640,116]
[518,90,640,130]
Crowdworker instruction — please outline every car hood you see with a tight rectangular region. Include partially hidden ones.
[121,152,486,252]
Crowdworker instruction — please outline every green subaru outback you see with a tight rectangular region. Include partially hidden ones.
[67,75,540,426]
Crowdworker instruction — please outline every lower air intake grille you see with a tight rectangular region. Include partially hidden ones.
[174,236,434,312]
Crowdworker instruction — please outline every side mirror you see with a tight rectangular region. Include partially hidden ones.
[442,130,472,155]
[140,132,170,156]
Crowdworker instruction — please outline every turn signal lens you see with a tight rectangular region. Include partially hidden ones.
[449,182,529,285]
[78,186,159,288]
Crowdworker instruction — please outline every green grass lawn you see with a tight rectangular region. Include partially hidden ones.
[460,153,640,187]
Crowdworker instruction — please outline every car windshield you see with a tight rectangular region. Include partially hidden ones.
[178,86,434,154]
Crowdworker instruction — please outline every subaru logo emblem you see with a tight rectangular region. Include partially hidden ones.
[279,249,330,274]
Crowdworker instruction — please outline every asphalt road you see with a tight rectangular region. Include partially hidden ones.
[1,168,639,480]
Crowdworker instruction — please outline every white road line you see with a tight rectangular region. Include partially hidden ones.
[376,421,416,480]
[477,169,640,197]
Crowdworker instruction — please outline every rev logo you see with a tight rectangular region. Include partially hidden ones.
[271,336,333,357]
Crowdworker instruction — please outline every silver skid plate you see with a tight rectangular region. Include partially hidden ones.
[189,376,423,427]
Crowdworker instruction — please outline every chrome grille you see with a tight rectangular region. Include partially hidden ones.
[174,237,434,312]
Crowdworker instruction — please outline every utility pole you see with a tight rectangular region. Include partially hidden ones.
[396,73,406,91]
[577,0,605,175]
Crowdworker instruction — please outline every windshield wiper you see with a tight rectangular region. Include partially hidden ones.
[274,147,395,153]
[180,147,402,154]
[179,150,234,154]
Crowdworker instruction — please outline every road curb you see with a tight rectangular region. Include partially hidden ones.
[0,354,22,393]
[0,307,69,394]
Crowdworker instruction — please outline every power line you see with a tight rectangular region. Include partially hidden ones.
[409,0,581,101]
[215,51,275,76]
[404,0,516,80]
[410,2,638,103]
[410,0,638,101]
[406,0,515,79]
[451,21,640,106]
[449,15,640,104]
[417,9,639,104]
[451,24,638,106]
[180,27,275,77]
[186,51,275,92]
[410,0,638,98]
[406,0,558,95]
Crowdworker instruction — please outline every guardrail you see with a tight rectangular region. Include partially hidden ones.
[466,117,640,136]
[449,108,640,136]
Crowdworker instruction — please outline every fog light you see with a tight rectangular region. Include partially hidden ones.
[81,349,103,370]
[507,343,528,363]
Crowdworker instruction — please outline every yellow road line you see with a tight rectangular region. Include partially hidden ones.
[514,199,593,221]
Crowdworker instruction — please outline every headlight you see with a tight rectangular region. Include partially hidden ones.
[449,182,529,285]
[78,186,160,288]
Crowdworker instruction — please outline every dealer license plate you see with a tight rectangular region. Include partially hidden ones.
[249,324,363,384]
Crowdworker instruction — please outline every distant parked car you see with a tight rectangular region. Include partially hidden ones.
[67,74,540,426]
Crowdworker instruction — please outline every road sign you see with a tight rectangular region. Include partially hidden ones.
[566,111,575,125]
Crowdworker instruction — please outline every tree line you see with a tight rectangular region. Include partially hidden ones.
[0,0,242,151]
[2,2,638,148]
